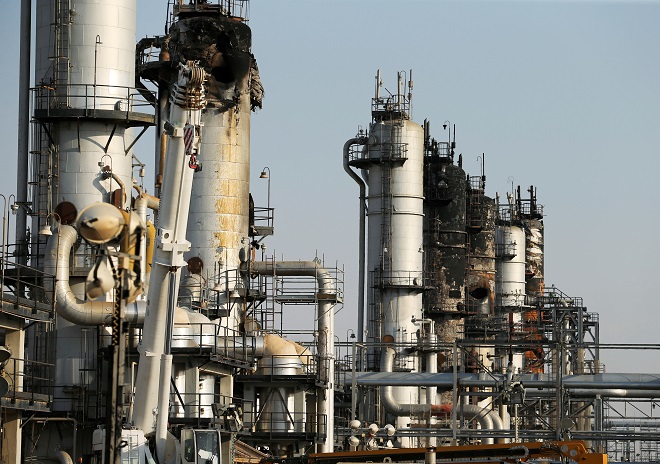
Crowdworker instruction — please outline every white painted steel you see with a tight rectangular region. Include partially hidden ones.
[35,0,137,107]
[366,116,425,444]
[133,66,204,438]
[366,118,425,341]
[495,225,526,371]
[496,225,526,307]
[35,0,138,214]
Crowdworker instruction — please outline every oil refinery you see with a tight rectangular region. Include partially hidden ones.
[0,1,658,464]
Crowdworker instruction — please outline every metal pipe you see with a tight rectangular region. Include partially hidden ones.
[43,224,146,325]
[605,419,660,428]
[357,371,660,391]
[426,346,438,447]
[134,196,149,289]
[110,172,127,209]
[570,389,660,398]
[15,0,31,265]
[250,260,336,453]
[343,137,368,344]
[133,182,160,211]
[379,347,503,445]
[425,448,436,464]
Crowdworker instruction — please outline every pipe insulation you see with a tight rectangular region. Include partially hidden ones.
[43,224,146,325]
[358,371,660,391]
[380,347,503,444]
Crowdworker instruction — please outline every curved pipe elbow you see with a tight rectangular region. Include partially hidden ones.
[44,225,146,326]
[343,137,368,191]
[380,346,503,444]
[133,182,160,211]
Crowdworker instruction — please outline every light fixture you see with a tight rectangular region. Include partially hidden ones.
[40,211,62,238]
[38,224,52,236]
[212,282,225,292]
[260,166,271,210]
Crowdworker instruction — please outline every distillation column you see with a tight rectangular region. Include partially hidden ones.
[362,72,425,442]
[164,7,263,331]
[31,0,152,419]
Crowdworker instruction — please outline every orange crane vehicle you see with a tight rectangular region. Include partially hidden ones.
[263,441,607,464]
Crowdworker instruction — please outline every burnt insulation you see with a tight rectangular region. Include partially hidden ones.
[168,15,263,111]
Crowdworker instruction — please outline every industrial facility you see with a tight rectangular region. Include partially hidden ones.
[0,1,658,464]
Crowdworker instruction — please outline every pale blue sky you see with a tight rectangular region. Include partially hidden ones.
[1,1,659,373]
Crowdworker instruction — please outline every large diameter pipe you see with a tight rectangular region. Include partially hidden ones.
[380,347,503,444]
[343,137,368,343]
[43,224,146,325]
[358,371,660,391]
[250,260,336,453]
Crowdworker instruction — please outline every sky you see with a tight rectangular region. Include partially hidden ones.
[1,0,659,374]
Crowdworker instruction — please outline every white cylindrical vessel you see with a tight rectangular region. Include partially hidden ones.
[496,224,526,371]
[496,225,526,308]
[35,0,137,213]
[186,97,251,319]
[34,0,140,415]
[366,114,425,442]
[367,118,425,343]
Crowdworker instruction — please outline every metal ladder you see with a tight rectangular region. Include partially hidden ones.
[51,0,71,97]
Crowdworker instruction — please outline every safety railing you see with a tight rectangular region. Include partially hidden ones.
[252,206,274,236]
[0,257,55,321]
[273,264,344,304]
[171,0,249,21]
[371,269,425,289]
[250,411,324,438]
[3,357,54,407]
[31,84,155,116]
[169,392,255,429]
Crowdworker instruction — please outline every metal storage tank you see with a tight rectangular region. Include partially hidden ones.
[494,221,526,372]
[34,0,141,220]
[366,115,425,346]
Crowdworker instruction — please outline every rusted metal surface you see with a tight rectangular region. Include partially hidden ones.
[168,15,263,110]
[423,160,467,332]
[466,197,496,316]
[524,218,544,299]
[156,11,260,288]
